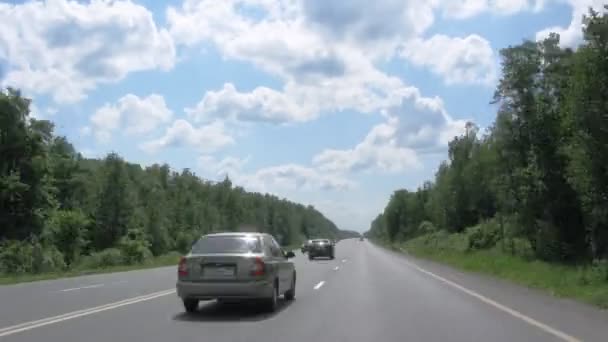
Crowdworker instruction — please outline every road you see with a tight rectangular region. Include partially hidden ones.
[0,239,606,342]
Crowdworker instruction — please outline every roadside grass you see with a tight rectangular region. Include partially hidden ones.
[380,235,608,309]
[0,242,321,286]
[0,245,303,286]
[0,253,182,285]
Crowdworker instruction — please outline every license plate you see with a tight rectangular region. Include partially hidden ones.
[203,266,235,278]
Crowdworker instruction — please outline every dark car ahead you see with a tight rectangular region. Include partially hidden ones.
[308,239,334,260]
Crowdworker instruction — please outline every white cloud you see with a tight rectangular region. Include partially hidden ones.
[168,0,494,128]
[197,154,354,192]
[237,163,356,192]
[0,0,175,103]
[301,0,436,56]
[313,119,422,174]
[401,34,497,85]
[313,89,469,173]
[29,103,41,120]
[121,94,173,135]
[80,126,92,138]
[313,198,385,232]
[168,0,403,119]
[24,103,58,120]
[187,83,315,124]
[140,119,234,154]
[198,154,251,178]
[388,90,469,150]
[90,104,121,143]
[536,0,606,48]
[441,0,546,19]
[46,107,58,116]
[89,94,173,142]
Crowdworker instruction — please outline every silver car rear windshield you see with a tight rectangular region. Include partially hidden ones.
[191,236,262,254]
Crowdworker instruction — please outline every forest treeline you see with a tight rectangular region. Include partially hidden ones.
[0,89,348,275]
[367,8,608,265]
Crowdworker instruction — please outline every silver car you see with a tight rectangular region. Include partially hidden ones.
[176,232,296,313]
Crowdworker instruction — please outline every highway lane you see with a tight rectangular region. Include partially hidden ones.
[0,265,177,327]
[1,239,607,341]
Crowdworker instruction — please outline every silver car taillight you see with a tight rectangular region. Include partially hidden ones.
[178,256,188,276]
[250,257,266,276]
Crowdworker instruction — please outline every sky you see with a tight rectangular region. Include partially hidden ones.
[1,0,605,232]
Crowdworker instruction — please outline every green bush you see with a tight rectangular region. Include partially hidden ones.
[164,251,183,259]
[0,240,34,274]
[418,221,438,234]
[499,237,534,260]
[534,220,572,262]
[35,244,66,273]
[154,251,183,265]
[465,220,501,251]
[79,248,125,269]
[590,259,608,282]
[43,209,89,266]
[175,231,198,253]
[0,239,68,275]
[119,228,152,264]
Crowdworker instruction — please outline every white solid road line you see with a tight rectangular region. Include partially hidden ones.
[314,281,325,290]
[0,289,175,338]
[333,266,339,271]
[401,259,581,342]
[59,283,105,292]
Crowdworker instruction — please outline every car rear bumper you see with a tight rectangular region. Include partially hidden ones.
[309,248,333,256]
[176,280,274,300]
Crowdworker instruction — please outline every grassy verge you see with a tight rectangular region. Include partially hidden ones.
[377,236,608,309]
[0,245,303,286]
[0,243,314,286]
[0,253,182,285]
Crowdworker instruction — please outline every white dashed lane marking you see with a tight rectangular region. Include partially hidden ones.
[58,284,105,292]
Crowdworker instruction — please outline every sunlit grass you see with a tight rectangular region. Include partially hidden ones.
[0,253,182,285]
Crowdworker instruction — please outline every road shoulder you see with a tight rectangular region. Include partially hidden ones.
[371,241,608,342]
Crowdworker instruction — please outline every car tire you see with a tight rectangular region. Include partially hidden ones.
[183,298,199,313]
[284,273,296,301]
[308,254,313,260]
[264,281,278,312]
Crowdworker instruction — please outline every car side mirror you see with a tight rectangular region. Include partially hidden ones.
[285,251,295,259]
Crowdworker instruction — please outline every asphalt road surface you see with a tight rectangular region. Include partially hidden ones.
[0,239,606,342]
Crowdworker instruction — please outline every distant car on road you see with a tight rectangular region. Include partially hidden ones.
[308,239,335,260]
[176,232,296,313]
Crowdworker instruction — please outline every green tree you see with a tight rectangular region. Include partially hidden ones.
[44,209,89,265]
[93,153,134,250]
[0,88,55,240]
